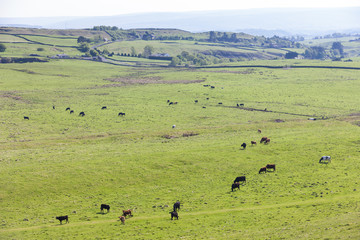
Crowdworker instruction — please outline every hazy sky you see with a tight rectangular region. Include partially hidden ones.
[1,0,360,18]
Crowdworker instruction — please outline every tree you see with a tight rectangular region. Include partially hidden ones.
[304,46,327,59]
[131,47,137,56]
[89,49,99,57]
[209,31,216,42]
[78,43,90,53]
[143,45,154,58]
[331,42,344,56]
[168,57,181,67]
[0,43,6,52]
[77,36,91,43]
[285,51,299,59]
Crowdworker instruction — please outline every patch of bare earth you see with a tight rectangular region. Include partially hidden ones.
[162,132,199,139]
[0,91,24,102]
[341,113,360,127]
[103,77,204,87]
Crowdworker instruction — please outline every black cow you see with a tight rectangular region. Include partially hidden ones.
[100,204,110,212]
[266,164,276,171]
[56,215,69,224]
[79,112,85,117]
[211,86,215,89]
[234,176,246,184]
[195,100,198,103]
[218,102,222,105]
[231,182,240,192]
[70,110,74,114]
[101,106,107,110]
[173,201,181,212]
[239,103,244,107]
[241,143,247,149]
[118,112,125,116]
[259,167,267,174]
[66,107,70,111]
[24,116,29,120]
[53,105,55,110]
[170,211,179,220]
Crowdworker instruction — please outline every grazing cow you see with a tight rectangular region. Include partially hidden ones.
[24,116,29,120]
[167,100,170,103]
[123,209,132,218]
[56,215,69,224]
[218,102,222,105]
[266,164,276,171]
[237,104,239,107]
[259,167,267,174]
[118,216,125,224]
[118,112,125,116]
[172,125,176,129]
[319,156,331,163]
[53,105,55,110]
[258,129,262,133]
[239,103,244,107]
[79,112,85,117]
[206,98,209,100]
[265,138,271,144]
[195,100,198,103]
[101,106,107,110]
[70,110,74,114]
[251,141,257,145]
[100,204,110,213]
[234,176,246,184]
[66,107,70,111]
[173,201,181,212]
[231,182,240,192]
[210,86,215,89]
[202,106,206,108]
[241,142,247,149]
[173,102,178,105]
[260,137,268,143]
[169,102,173,105]
[170,211,179,220]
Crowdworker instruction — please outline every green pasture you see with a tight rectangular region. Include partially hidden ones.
[0,42,80,58]
[0,59,359,239]
[17,35,78,47]
[98,40,286,60]
[0,34,29,43]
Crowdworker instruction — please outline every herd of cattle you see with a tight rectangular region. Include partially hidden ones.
[23,100,331,226]
[56,201,181,225]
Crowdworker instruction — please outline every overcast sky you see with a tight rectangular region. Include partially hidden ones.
[1,0,360,18]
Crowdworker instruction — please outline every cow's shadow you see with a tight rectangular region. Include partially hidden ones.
[97,212,108,215]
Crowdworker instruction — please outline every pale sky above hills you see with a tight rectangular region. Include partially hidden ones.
[1,0,360,18]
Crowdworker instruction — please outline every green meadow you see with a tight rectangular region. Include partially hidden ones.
[0,28,360,239]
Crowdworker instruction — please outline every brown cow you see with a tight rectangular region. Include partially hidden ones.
[258,129,262,133]
[123,209,132,218]
[259,167,267,174]
[251,141,257,145]
[266,164,276,171]
[118,216,125,224]
[260,137,268,143]
[265,138,270,144]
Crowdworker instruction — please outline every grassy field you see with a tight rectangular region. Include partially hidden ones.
[0,57,359,239]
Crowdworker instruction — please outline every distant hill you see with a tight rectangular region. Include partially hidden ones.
[0,8,359,36]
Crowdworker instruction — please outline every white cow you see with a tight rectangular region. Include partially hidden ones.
[319,156,331,163]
